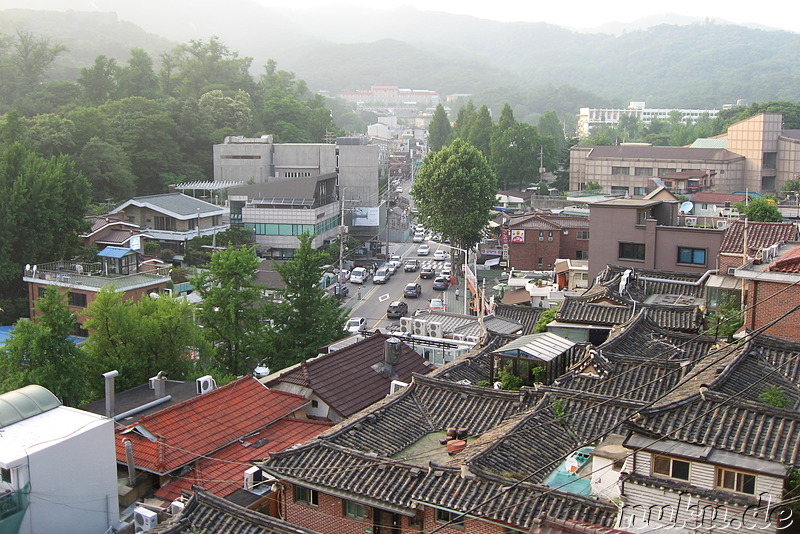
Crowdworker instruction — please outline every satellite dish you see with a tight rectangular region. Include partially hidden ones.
[680,201,694,214]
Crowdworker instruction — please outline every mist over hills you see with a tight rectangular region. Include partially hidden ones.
[2,2,798,123]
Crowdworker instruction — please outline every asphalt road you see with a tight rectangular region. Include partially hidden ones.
[342,241,463,333]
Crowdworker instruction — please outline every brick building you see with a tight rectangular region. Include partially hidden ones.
[506,214,590,271]
[734,242,800,342]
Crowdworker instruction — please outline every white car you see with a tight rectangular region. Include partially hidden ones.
[346,317,367,334]
[433,250,447,261]
[350,267,369,284]
[443,262,452,271]
[440,268,452,279]
[412,232,425,243]
[417,244,430,256]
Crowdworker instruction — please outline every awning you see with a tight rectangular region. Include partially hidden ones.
[484,257,500,267]
[705,274,740,290]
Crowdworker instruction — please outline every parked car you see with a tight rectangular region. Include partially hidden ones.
[443,262,452,271]
[388,260,403,274]
[404,259,419,272]
[390,254,402,263]
[384,262,397,276]
[440,268,452,279]
[417,244,430,256]
[412,232,425,243]
[420,267,435,279]
[404,283,422,298]
[350,267,369,284]
[433,250,447,261]
[373,268,390,284]
[429,298,445,312]
[337,269,350,283]
[433,277,450,290]
[386,301,409,319]
[346,317,367,334]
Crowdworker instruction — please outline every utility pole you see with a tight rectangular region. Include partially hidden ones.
[338,187,347,299]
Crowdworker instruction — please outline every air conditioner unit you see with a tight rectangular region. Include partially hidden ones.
[390,379,409,394]
[716,220,728,229]
[426,322,443,338]
[196,375,216,395]
[413,319,426,336]
[685,217,697,227]
[727,267,737,275]
[244,465,264,491]
[134,507,158,533]
[169,500,185,516]
[451,333,465,341]
[398,317,413,334]
[465,336,480,343]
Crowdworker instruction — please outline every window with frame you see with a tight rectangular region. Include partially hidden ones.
[344,500,367,520]
[435,509,464,528]
[652,454,690,481]
[716,467,755,495]
[154,216,176,231]
[1,467,11,484]
[577,231,589,240]
[658,168,676,176]
[68,292,88,308]
[611,166,630,175]
[294,485,318,506]
[619,242,645,261]
[634,167,653,176]
[677,247,706,266]
[633,187,646,196]
[576,250,589,260]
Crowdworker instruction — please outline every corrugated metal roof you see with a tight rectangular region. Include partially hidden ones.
[494,332,575,362]
[97,246,137,258]
[0,385,61,428]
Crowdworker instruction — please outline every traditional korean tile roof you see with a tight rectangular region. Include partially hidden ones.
[154,418,332,501]
[494,303,545,335]
[151,487,322,533]
[115,376,309,475]
[431,337,500,385]
[556,298,701,332]
[689,192,747,205]
[262,333,433,418]
[751,333,800,385]
[767,244,800,273]
[600,314,716,360]
[411,467,618,529]
[719,220,797,255]
[596,264,707,300]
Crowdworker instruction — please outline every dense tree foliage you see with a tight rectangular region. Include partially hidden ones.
[266,233,348,370]
[0,144,90,323]
[735,198,784,222]
[0,287,87,406]
[412,139,498,251]
[428,104,451,152]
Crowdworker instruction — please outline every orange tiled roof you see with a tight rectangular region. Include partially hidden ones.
[115,376,308,475]
[768,245,800,273]
[154,417,332,501]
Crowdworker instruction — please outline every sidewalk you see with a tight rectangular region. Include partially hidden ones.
[443,279,467,314]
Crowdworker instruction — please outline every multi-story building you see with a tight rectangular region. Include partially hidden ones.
[506,214,590,271]
[577,101,720,138]
[228,174,340,258]
[0,385,119,534]
[23,247,171,335]
[571,113,800,195]
[336,85,440,106]
[587,198,725,279]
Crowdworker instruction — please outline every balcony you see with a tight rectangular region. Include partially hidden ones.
[23,261,171,292]
[0,486,28,530]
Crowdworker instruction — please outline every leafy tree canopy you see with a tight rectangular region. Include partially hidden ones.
[734,197,783,222]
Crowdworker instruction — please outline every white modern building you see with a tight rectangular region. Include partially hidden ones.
[578,101,720,138]
[0,385,119,534]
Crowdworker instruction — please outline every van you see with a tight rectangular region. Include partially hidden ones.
[350,267,369,284]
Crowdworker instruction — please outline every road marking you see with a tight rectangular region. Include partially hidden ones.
[378,293,391,302]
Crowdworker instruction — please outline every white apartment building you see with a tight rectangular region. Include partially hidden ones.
[578,101,720,138]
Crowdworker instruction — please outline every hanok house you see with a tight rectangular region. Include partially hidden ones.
[81,212,150,250]
[113,375,329,511]
[23,246,170,336]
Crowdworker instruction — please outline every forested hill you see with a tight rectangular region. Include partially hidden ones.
[2,5,798,122]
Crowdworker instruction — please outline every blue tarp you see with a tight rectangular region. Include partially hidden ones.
[97,246,138,258]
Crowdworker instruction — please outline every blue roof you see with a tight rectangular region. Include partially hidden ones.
[97,246,138,258]
[0,325,85,347]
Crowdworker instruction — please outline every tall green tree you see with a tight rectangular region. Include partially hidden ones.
[428,103,451,152]
[267,233,348,370]
[77,55,119,105]
[467,105,493,157]
[490,122,541,189]
[0,287,87,405]
[116,48,160,100]
[193,246,268,376]
[412,139,498,251]
[75,137,137,202]
[735,197,783,222]
[538,110,567,155]
[83,287,204,394]
[0,144,90,323]
[0,31,66,110]
[451,100,477,141]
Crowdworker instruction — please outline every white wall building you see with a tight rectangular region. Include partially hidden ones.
[0,385,119,534]
[578,102,720,138]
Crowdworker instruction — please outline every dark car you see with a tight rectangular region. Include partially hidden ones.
[420,267,435,279]
[386,300,409,319]
[404,283,422,298]
[433,277,450,290]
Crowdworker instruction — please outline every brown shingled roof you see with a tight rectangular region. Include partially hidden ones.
[584,145,742,162]
[719,220,798,255]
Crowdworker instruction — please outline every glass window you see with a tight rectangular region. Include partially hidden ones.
[577,231,590,240]
[294,485,318,506]
[634,187,646,195]
[611,166,630,175]
[634,167,653,176]
[344,500,366,519]
[652,454,690,481]
[716,468,755,495]
[619,242,645,261]
[68,292,88,308]
[435,509,464,528]
[658,168,676,176]
[678,247,706,265]
[1,467,10,483]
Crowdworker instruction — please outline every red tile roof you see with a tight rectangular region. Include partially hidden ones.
[264,333,432,418]
[768,246,800,273]
[153,417,331,500]
[719,220,798,255]
[115,376,309,475]
[690,192,747,204]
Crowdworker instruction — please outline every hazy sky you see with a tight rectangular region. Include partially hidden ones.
[257,0,797,33]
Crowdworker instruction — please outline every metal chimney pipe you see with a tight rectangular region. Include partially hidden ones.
[123,438,136,486]
[102,370,119,418]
